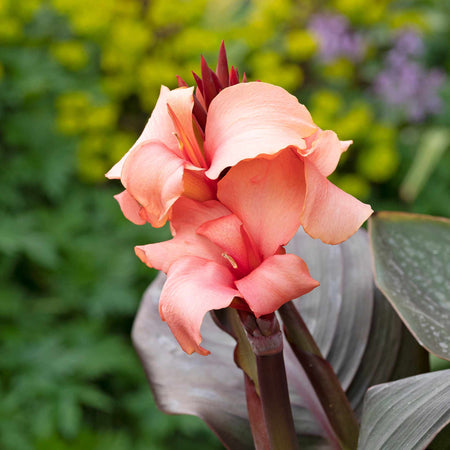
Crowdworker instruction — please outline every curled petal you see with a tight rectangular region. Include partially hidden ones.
[218,149,306,259]
[302,130,350,177]
[135,198,230,273]
[204,82,317,179]
[121,140,185,227]
[114,190,146,225]
[182,169,217,203]
[235,254,320,317]
[159,256,240,355]
[106,86,179,179]
[301,159,373,244]
[167,87,206,168]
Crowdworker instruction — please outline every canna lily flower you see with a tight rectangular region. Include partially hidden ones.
[135,149,322,355]
[106,43,241,228]
[105,84,216,228]
[204,81,373,245]
[107,43,371,244]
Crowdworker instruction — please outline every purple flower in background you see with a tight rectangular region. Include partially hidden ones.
[309,14,365,62]
[390,30,424,59]
[374,30,445,122]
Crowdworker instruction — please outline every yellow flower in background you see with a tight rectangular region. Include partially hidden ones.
[52,0,115,37]
[56,92,117,136]
[25,0,436,187]
[137,59,180,110]
[357,144,399,183]
[332,0,388,24]
[286,30,317,60]
[148,0,207,27]
[0,17,22,42]
[171,28,220,59]
[389,11,428,30]
[357,124,399,183]
[250,51,304,91]
[334,173,371,200]
[106,20,152,57]
[84,104,118,133]
[50,41,89,71]
[322,58,355,81]
[56,92,91,135]
[11,0,41,21]
[309,90,343,129]
[334,102,373,140]
[101,75,134,100]
[108,132,136,167]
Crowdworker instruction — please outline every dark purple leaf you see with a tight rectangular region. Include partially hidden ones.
[358,370,450,449]
[132,274,254,450]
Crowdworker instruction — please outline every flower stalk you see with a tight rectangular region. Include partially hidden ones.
[240,311,299,450]
[279,301,359,450]
[244,374,270,450]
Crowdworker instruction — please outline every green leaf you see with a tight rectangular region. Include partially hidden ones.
[369,212,450,360]
[400,128,449,203]
[358,370,450,450]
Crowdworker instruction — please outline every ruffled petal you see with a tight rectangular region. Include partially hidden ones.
[135,198,230,273]
[159,256,240,355]
[235,253,320,317]
[114,190,146,225]
[218,148,306,259]
[106,86,179,179]
[301,159,373,244]
[120,140,185,228]
[204,82,317,179]
[302,129,350,177]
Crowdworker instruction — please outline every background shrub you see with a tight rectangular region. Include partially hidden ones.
[0,0,448,448]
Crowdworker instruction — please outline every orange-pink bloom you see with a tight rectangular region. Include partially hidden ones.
[106,85,216,227]
[107,46,373,355]
[135,192,319,355]
[133,143,370,355]
[107,74,371,243]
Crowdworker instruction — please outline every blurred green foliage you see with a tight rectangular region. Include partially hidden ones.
[0,0,448,448]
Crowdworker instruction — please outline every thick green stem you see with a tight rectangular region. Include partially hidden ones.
[279,302,359,450]
[240,312,299,450]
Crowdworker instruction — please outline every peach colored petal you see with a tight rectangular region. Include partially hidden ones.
[218,148,306,259]
[135,198,230,273]
[235,254,320,317]
[301,159,373,244]
[114,190,146,225]
[302,129,351,177]
[121,140,185,228]
[170,198,231,235]
[340,140,352,152]
[159,256,240,355]
[166,87,206,168]
[106,86,179,179]
[197,213,255,275]
[182,169,217,202]
[204,82,317,179]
